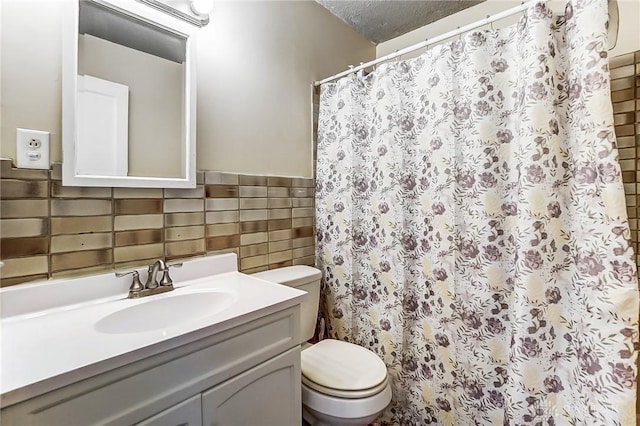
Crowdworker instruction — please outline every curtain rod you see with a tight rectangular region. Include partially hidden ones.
[314,0,541,87]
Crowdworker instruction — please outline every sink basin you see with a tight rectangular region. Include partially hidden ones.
[95,291,237,334]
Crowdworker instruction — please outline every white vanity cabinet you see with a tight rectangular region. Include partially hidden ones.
[1,306,302,426]
[136,395,202,426]
[201,348,300,426]
[134,348,300,426]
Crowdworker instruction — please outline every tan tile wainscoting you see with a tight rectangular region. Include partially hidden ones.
[610,51,640,418]
[610,51,639,271]
[0,161,315,286]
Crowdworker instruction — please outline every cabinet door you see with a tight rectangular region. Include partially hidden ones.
[202,347,301,426]
[136,395,202,426]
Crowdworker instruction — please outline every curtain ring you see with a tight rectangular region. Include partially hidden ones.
[487,15,494,30]
[457,26,462,41]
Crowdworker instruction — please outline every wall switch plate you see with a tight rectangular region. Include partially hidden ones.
[16,128,50,169]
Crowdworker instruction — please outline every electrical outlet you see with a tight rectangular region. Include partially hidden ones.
[16,128,50,169]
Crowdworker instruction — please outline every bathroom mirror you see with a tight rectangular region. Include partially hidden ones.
[62,0,197,188]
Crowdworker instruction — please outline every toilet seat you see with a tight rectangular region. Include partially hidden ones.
[302,373,389,399]
[301,339,388,398]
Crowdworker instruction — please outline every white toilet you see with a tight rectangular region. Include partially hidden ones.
[253,266,392,426]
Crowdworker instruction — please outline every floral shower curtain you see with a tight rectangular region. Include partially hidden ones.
[315,0,638,424]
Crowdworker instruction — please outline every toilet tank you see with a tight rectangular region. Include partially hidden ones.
[252,266,322,342]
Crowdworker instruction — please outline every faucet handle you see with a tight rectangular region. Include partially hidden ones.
[160,262,183,287]
[115,270,144,293]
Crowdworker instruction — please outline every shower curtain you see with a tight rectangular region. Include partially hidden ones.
[315,0,638,424]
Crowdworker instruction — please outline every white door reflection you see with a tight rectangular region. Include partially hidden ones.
[77,74,129,177]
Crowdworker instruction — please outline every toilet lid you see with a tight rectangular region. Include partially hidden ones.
[301,340,388,392]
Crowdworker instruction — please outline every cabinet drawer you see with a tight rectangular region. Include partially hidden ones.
[1,306,299,426]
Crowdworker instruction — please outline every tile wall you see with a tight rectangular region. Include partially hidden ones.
[610,51,640,417]
[0,53,635,287]
[0,160,315,286]
[610,51,639,269]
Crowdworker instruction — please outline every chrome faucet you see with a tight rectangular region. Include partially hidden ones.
[115,260,182,299]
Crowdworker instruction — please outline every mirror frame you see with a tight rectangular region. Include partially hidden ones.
[62,0,197,188]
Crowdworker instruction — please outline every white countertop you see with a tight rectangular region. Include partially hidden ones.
[0,254,306,407]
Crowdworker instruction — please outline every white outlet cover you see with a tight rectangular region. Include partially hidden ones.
[16,128,50,169]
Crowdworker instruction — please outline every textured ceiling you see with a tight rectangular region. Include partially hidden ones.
[316,0,485,44]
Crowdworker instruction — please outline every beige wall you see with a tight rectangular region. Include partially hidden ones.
[195,1,373,177]
[377,0,640,59]
[0,1,3,144]
[0,0,374,179]
[1,0,63,164]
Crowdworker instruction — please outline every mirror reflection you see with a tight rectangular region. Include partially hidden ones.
[63,0,197,188]
[77,0,186,178]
